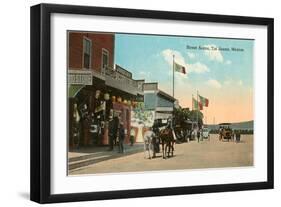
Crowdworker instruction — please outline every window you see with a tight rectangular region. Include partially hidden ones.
[83,38,91,69]
[102,49,109,70]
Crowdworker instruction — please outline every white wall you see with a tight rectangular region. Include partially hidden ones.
[0,0,279,206]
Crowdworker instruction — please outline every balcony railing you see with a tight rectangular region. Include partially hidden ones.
[68,67,143,96]
[104,66,143,96]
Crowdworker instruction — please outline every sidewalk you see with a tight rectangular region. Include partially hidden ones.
[68,143,144,173]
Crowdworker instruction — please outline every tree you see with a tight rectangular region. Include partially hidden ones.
[174,108,204,129]
[189,110,204,128]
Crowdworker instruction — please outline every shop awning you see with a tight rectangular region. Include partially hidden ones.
[68,85,85,98]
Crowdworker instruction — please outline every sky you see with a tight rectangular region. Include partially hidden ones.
[114,33,254,124]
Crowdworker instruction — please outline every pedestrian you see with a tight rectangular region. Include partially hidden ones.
[219,126,224,141]
[189,129,193,141]
[235,130,241,143]
[118,123,125,153]
[112,115,119,146]
[197,129,200,143]
[73,103,81,149]
[152,122,160,153]
[89,113,97,145]
[108,116,114,151]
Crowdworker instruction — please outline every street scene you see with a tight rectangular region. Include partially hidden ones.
[67,31,254,175]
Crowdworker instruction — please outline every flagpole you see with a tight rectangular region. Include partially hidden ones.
[172,54,175,98]
[206,108,208,125]
[205,107,208,126]
[192,94,194,130]
[191,94,193,111]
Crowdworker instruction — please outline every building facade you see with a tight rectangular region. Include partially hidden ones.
[69,32,115,73]
[68,32,144,147]
[143,82,176,121]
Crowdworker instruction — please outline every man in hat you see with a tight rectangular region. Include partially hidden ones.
[118,122,125,153]
[112,115,119,146]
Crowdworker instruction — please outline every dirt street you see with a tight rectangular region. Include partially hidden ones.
[70,134,253,175]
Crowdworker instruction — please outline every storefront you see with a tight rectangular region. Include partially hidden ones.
[68,69,108,147]
[68,74,142,147]
[68,64,144,148]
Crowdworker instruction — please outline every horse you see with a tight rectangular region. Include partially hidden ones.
[143,130,156,159]
[159,128,175,159]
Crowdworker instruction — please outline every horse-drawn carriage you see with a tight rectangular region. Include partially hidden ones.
[143,119,175,159]
[173,119,197,142]
[218,123,233,141]
[174,120,190,142]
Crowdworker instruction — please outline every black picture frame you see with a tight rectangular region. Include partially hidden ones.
[30,3,274,204]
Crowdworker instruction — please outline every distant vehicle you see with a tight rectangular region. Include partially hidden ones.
[218,123,233,141]
[202,127,210,140]
[174,120,194,142]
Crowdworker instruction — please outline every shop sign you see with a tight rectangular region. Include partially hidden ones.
[115,65,132,78]
[68,70,92,85]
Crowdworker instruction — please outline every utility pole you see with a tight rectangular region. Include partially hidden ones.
[197,90,199,128]
[172,54,175,98]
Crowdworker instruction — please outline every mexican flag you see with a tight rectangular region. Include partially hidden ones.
[199,95,209,107]
[174,61,186,74]
[192,98,203,110]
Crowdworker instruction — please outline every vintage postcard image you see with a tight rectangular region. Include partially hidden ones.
[67,31,254,175]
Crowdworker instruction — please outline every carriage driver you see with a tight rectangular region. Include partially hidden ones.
[167,116,177,141]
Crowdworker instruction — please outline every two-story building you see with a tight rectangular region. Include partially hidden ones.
[68,31,144,147]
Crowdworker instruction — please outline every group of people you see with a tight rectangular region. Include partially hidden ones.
[72,103,90,148]
[233,130,241,142]
[188,128,203,143]
[72,101,126,151]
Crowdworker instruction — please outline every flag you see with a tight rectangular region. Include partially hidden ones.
[192,98,203,110]
[174,61,186,74]
[199,95,209,107]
